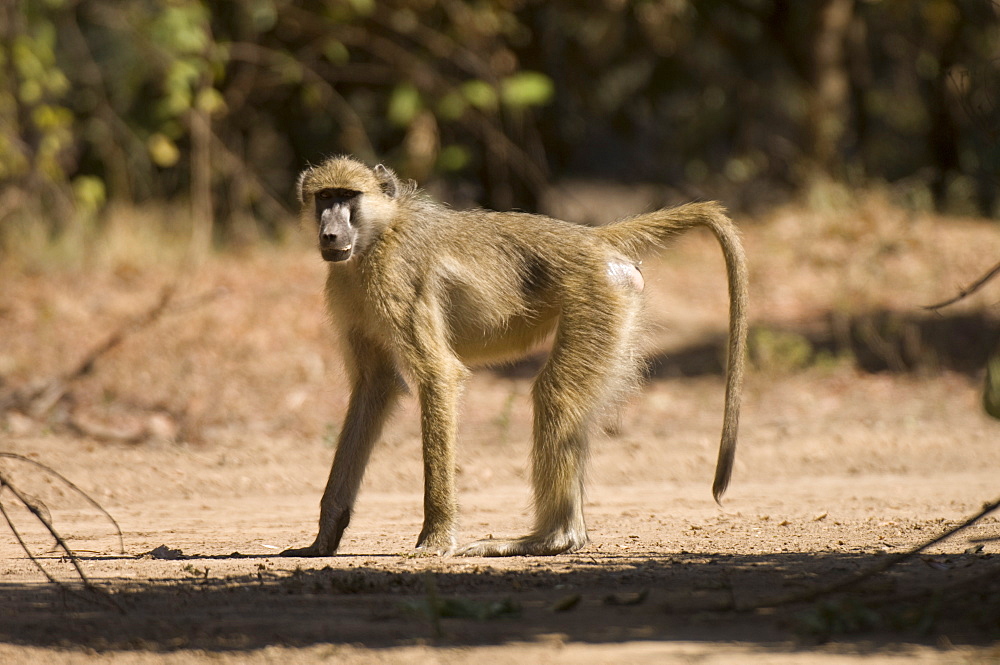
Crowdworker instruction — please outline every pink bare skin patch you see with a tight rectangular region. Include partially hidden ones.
[606,261,644,292]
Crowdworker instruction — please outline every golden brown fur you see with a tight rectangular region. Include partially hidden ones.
[282,156,748,557]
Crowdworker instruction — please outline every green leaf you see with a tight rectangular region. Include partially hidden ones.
[461,80,498,111]
[437,145,470,171]
[30,104,72,130]
[19,79,44,105]
[161,59,201,116]
[301,84,324,109]
[501,71,554,108]
[348,0,375,16]
[388,83,422,127]
[275,53,303,84]
[437,91,467,121]
[147,133,180,168]
[247,0,278,32]
[195,87,227,115]
[72,175,106,214]
[322,40,349,65]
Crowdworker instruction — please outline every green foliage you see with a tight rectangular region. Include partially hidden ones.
[984,349,1000,420]
[750,327,817,373]
[796,598,883,639]
[1,0,998,253]
[1,11,72,184]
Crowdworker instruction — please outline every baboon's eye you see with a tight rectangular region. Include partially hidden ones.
[316,188,360,201]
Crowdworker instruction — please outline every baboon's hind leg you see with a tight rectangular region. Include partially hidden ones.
[457,286,642,556]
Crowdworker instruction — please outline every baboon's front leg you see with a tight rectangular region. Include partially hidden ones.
[412,360,466,555]
[282,361,400,557]
[391,292,467,555]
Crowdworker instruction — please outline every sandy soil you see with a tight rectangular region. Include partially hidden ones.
[1,199,999,663]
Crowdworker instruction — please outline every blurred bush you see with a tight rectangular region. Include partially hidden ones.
[1,0,998,253]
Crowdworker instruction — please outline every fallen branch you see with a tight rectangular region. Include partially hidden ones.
[63,409,181,445]
[738,495,1000,612]
[924,260,1000,311]
[1,284,226,441]
[9,284,177,420]
[0,453,124,611]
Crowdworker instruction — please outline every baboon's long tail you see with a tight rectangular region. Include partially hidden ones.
[595,202,748,502]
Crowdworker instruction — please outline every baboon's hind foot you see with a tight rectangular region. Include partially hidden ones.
[455,531,588,557]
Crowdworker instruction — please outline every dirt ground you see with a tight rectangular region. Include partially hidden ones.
[1,196,999,663]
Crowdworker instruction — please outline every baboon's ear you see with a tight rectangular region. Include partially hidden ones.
[295,167,313,206]
[373,164,400,199]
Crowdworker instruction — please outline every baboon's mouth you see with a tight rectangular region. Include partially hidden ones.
[321,245,353,262]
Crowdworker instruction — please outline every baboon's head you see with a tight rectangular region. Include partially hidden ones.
[296,157,404,262]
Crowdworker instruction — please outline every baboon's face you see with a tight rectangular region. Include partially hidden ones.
[315,188,361,262]
[297,158,402,263]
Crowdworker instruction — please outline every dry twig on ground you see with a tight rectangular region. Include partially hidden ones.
[0,453,124,611]
[0,283,226,442]
[740,495,1000,612]
[10,284,177,420]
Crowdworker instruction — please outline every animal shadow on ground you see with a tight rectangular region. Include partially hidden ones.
[1,548,997,652]
[488,310,1000,380]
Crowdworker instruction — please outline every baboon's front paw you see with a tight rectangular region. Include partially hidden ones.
[280,543,332,557]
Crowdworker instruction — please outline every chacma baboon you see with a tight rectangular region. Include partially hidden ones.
[282,156,748,557]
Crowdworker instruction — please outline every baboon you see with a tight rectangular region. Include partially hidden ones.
[282,156,748,557]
